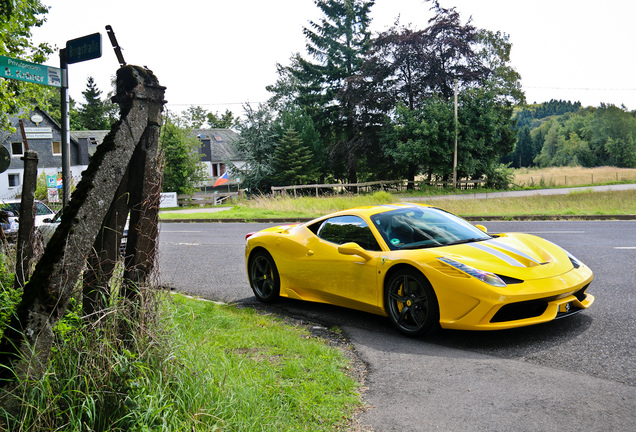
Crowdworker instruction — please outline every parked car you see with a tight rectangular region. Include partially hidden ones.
[245,203,594,337]
[0,199,56,242]
[38,210,129,255]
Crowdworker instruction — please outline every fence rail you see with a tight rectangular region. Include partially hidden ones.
[177,192,239,206]
[271,179,486,197]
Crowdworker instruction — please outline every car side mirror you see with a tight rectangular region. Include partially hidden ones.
[338,242,373,261]
[474,224,488,233]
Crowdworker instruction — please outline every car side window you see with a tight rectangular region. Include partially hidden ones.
[35,202,51,216]
[315,215,381,251]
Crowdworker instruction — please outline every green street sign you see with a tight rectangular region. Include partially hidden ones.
[66,33,102,64]
[0,55,62,87]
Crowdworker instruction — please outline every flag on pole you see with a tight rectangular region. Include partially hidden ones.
[213,171,229,187]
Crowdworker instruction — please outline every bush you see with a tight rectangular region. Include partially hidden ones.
[0,253,19,340]
[486,163,514,189]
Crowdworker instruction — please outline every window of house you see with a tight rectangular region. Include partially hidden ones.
[8,173,20,188]
[214,135,222,142]
[11,142,23,156]
[52,141,62,155]
[88,136,98,146]
[212,164,219,177]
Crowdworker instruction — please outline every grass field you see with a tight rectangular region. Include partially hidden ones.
[513,166,636,187]
[159,167,636,221]
[159,189,636,221]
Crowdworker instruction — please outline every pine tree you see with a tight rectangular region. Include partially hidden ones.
[272,128,317,186]
[77,76,111,130]
[289,0,375,183]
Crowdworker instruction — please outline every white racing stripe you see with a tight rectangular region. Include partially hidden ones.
[488,240,540,264]
[468,243,525,267]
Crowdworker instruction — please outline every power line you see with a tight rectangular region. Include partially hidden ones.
[165,102,265,107]
[525,86,636,91]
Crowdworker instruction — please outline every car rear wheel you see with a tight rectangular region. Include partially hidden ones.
[248,250,280,303]
[385,268,439,337]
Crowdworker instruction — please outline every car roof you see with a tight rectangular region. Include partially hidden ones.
[1,199,45,204]
[314,203,435,221]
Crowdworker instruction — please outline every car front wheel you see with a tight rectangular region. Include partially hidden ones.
[248,250,280,303]
[385,268,439,337]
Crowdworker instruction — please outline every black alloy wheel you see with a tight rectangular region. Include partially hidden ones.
[385,268,439,336]
[249,250,280,303]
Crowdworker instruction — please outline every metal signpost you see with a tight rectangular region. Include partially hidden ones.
[60,32,102,206]
[60,33,102,207]
[2,29,111,207]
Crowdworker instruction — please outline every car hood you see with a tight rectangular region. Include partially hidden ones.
[425,233,578,280]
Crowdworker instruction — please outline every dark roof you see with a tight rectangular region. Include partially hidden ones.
[192,128,243,162]
[70,130,109,156]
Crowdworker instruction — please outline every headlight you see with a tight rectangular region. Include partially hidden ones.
[437,257,507,287]
[564,249,583,269]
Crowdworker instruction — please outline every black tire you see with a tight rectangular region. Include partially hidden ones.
[384,268,439,337]
[248,250,281,303]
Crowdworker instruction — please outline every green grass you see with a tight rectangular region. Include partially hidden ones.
[416,189,636,217]
[159,189,636,221]
[166,294,361,431]
[159,207,316,221]
[0,293,362,431]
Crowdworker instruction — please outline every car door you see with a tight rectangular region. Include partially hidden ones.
[300,215,382,312]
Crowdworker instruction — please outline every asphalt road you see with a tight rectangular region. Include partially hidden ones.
[157,220,636,431]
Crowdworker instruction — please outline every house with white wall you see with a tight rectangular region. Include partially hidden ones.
[0,108,90,200]
[192,128,246,190]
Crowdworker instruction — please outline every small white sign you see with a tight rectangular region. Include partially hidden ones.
[160,192,178,208]
[26,133,53,139]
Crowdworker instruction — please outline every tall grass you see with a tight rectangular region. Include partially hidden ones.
[0,287,361,431]
[160,189,636,221]
[416,189,636,216]
[513,166,636,187]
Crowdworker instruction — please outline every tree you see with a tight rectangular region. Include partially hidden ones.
[182,105,208,129]
[419,1,487,99]
[271,128,318,185]
[233,103,279,192]
[589,104,636,167]
[275,0,375,183]
[476,30,525,105]
[372,2,520,186]
[160,118,208,195]
[0,0,53,130]
[383,100,455,182]
[76,77,113,130]
[207,109,240,129]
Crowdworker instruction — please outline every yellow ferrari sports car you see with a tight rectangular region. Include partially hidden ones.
[245,203,594,336]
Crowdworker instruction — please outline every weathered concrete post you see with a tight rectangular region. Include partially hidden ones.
[13,150,38,288]
[0,65,166,380]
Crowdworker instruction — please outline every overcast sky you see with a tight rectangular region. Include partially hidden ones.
[31,0,636,116]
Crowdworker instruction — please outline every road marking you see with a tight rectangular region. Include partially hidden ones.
[614,247,636,250]
[524,231,586,234]
[161,242,201,246]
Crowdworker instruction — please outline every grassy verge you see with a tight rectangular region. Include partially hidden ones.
[0,292,362,431]
[167,294,362,431]
[417,189,636,217]
[159,189,636,221]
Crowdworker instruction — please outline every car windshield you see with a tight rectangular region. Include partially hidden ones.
[370,206,491,251]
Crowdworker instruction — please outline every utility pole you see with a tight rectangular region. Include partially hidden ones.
[453,79,458,190]
[60,48,71,207]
